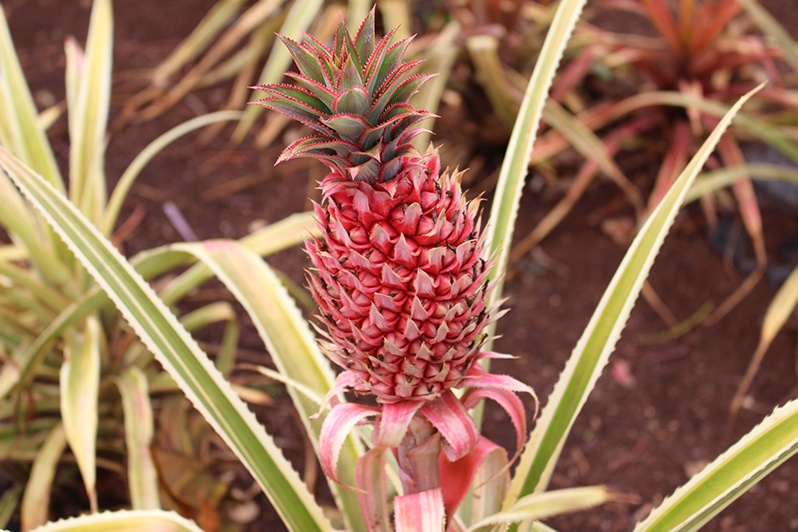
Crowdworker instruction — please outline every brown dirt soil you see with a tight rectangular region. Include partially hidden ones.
[3,0,797,530]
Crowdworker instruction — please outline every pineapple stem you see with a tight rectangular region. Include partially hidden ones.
[396,416,442,494]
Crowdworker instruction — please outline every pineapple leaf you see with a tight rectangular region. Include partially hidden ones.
[340,58,365,93]
[354,7,376,66]
[28,509,202,532]
[322,114,371,143]
[634,399,798,530]
[0,146,334,532]
[333,86,370,115]
[303,32,333,61]
[257,83,329,113]
[395,490,445,532]
[278,35,328,87]
[255,99,332,136]
[368,71,432,125]
[319,402,381,485]
[286,72,336,110]
[507,85,763,501]
[373,36,413,95]
[355,448,391,532]
[341,20,363,76]
[364,27,399,95]
[282,137,361,159]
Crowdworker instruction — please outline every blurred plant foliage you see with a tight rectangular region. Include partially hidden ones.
[507,0,798,301]
[0,1,312,529]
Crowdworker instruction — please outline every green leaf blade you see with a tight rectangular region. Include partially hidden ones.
[60,316,101,511]
[0,146,332,532]
[115,367,160,510]
[66,0,112,220]
[172,240,367,532]
[507,85,764,502]
[634,400,798,531]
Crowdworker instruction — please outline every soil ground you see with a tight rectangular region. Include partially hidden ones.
[3,0,797,530]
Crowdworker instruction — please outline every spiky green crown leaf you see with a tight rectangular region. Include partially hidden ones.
[252,8,435,184]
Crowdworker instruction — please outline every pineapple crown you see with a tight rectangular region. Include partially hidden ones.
[252,8,436,184]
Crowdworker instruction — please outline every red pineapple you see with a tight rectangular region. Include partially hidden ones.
[253,10,534,527]
[253,10,495,404]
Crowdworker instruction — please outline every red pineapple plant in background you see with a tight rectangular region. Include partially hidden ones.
[514,0,798,321]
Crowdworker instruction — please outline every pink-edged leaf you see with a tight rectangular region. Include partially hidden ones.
[319,402,380,484]
[648,120,691,211]
[300,32,333,61]
[313,371,359,417]
[462,386,527,463]
[285,72,336,109]
[250,99,330,136]
[394,488,445,532]
[641,0,681,53]
[439,436,507,519]
[465,361,538,412]
[280,136,360,160]
[718,134,763,243]
[321,113,371,143]
[368,70,432,124]
[253,82,329,113]
[334,86,370,115]
[353,7,377,62]
[356,447,391,532]
[369,34,412,95]
[374,400,423,448]
[419,391,478,462]
[277,34,328,86]
[477,351,515,361]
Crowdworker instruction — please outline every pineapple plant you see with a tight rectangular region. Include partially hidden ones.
[253,8,534,526]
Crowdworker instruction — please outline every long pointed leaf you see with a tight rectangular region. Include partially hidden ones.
[30,509,203,532]
[484,0,587,337]
[0,6,62,189]
[21,424,67,531]
[0,146,332,531]
[60,316,101,512]
[234,0,325,141]
[171,240,367,532]
[634,399,798,530]
[472,0,586,438]
[469,486,617,529]
[115,367,160,510]
[506,86,763,502]
[66,0,112,221]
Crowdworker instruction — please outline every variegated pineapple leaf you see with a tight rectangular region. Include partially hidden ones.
[21,425,66,531]
[60,316,101,512]
[29,509,202,532]
[0,5,62,189]
[506,86,763,502]
[169,240,367,532]
[634,399,798,530]
[469,486,618,530]
[484,0,587,333]
[66,0,112,221]
[0,146,333,532]
[114,367,160,510]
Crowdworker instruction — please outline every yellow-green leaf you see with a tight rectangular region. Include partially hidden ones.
[60,316,101,511]
[115,367,160,510]
[30,509,203,532]
[635,399,798,531]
